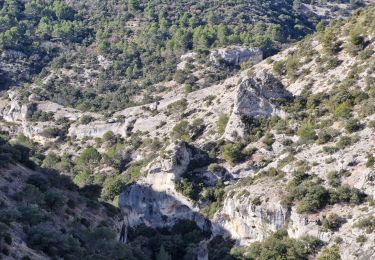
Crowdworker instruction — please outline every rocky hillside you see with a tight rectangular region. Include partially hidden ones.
[0,0,369,111]
[1,2,375,260]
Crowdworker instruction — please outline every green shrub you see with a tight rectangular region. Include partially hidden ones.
[272,60,286,75]
[166,98,188,119]
[27,223,82,257]
[317,245,341,260]
[262,132,275,149]
[216,114,229,136]
[16,184,45,205]
[44,189,66,212]
[102,131,116,144]
[18,205,49,226]
[284,173,365,214]
[171,120,191,142]
[176,178,198,201]
[356,235,367,244]
[73,171,93,188]
[323,146,339,155]
[42,152,61,168]
[246,230,320,260]
[345,119,363,133]
[80,115,94,125]
[41,127,64,138]
[297,120,317,144]
[222,143,244,165]
[336,136,353,149]
[354,216,375,233]
[75,147,102,172]
[317,128,339,144]
[207,163,224,173]
[101,175,127,201]
[349,34,365,46]
[296,184,329,213]
[366,153,374,168]
[368,120,375,129]
[322,213,343,231]
[326,171,341,187]
[333,102,352,118]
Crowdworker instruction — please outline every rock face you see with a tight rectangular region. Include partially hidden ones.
[224,72,292,141]
[68,118,136,139]
[210,47,263,66]
[119,142,217,233]
[214,188,290,245]
[1,91,35,122]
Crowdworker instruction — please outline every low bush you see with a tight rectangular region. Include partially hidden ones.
[246,230,321,259]
[345,119,363,133]
[322,213,344,231]
[216,114,229,136]
[221,143,245,165]
[297,120,317,144]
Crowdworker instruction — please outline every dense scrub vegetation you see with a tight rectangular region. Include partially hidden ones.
[1,0,364,112]
[0,132,238,259]
[243,229,321,260]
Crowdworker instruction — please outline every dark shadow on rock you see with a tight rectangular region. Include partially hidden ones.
[119,183,230,238]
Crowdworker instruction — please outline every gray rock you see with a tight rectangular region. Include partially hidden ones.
[119,142,220,234]
[224,72,292,141]
[210,47,263,66]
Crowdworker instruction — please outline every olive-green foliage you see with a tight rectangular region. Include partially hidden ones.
[345,119,363,133]
[272,60,286,75]
[176,178,197,201]
[336,135,356,149]
[222,143,244,165]
[366,153,374,168]
[354,216,375,233]
[80,115,95,125]
[356,235,367,243]
[216,113,229,136]
[42,152,60,168]
[171,120,191,142]
[333,102,353,118]
[297,120,317,144]
[321,28,341,54]
[0,0,333,107]
[283,170,366,213]
[75,147,102,172]
[166,99,188,119]
[349,33,365,46]
[322,213,344,231]
[326,171,341,187]
[317,128,339,144]
[317,245,341,260]
[101,161,146,201]
[246,230,320,260]
[0,133,34,167]
[262,132,275,149]
[41,127,64,139]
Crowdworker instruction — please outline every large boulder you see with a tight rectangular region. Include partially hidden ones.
[210,47,263,66]
[224,72,292,141]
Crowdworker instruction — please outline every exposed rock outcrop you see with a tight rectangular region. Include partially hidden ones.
[214,186,290,245]
[119,142,219,233]
[224,72,292,141]
[69,118,136,139]
[1,91,35,122]
[210,47,263,66]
